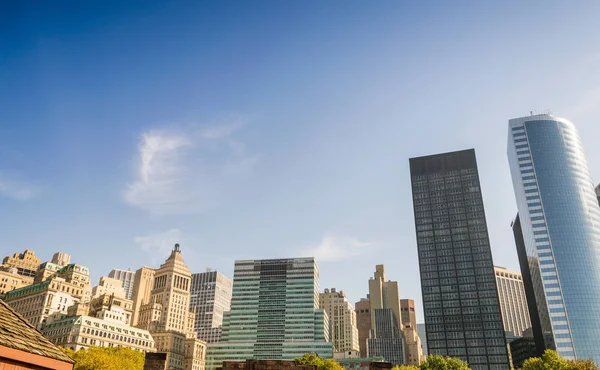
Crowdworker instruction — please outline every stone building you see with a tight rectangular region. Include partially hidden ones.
[355,298,371,358]
[320,288,360,353]
[132,266,155,327]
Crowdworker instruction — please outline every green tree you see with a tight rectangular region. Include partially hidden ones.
[521,350,599,370]
[61,346,145,370]
[392,365,420,370]
[420,355,471,370]
[294,354,344,370]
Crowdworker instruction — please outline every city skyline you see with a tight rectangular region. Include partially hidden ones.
[2,1,600,325]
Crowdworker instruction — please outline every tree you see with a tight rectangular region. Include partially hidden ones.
[61,346,145,370]
[420,355,471,370]
[294,354,344,370]
[392,365,419,370]
[521,350,599,370]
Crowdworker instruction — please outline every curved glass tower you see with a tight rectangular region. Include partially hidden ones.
[507,114,600,362]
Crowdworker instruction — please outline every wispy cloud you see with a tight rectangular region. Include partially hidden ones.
[0,174,40,200]
[124,116,259,215]
[301,233,372,262]
[134,228,183,265]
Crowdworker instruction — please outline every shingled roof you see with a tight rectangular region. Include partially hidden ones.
[0,299,75,364]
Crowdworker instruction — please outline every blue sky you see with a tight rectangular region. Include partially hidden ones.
[1,1,600,321]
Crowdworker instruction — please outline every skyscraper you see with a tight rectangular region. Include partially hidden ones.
[410,149,510,370]
[400,299,424,366]
[131,266,155,327]
[355,298,371,358]
[494,266,531,337]
[320,288,360,353]
[507,114,600,362]
[367,265,406,366]
[136,244,206,370]
[190,270,233,343]
[206,258,333,369]
[109,268,135,300]
[400,299,417,330]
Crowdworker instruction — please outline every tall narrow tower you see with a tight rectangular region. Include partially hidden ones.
[410,149,510,370]
[507,114,600,362]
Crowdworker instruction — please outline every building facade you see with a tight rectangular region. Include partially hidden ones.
[206,258,333,369]
[416,324,427,357]
[190,270,233,343]
[410,149,510,370]
[320,288,360,353]
[109,268,136,300]
[131,266,155,327]
[399,299,417,330]
[0,267,25,295]
[596,184,600,206]
[507,114,600,363]
[51,252,71,267]
[2,249,39,282]
[494,266,531,337]
[368,265,401,331]
[399,299,423,366]
[355,298,371,358]
[136,244,205,370]
[367,309,405,366]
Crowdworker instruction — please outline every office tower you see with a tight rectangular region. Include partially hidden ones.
[507,114,600,362]
[2,249,39,282]
[494,266,531,337]
[355,298,371,358]
[320,288,360,353]
[367,265,406,365]
[108,268,135,300]
[410,149,510,370]
[367,309,405,366]
[131,266,155,327]
[190,270,233,343]
[399,299,424,366]
[206,258,333,369]
[137,244,206,370]
[51,252,71,267]
[416,324,428,357]
[368,265,401,327]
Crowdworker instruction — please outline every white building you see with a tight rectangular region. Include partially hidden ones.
[494,266,531,337]
[319,288,360,353]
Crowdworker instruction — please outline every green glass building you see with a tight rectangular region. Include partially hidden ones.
[206,258,333,369]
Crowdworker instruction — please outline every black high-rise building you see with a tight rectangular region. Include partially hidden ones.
[409,149,510,370]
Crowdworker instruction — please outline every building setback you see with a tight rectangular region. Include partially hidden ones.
[410,149,510,370]
[494,266,531,337]
[320,288,360,353]
[190,270,233,343]
[206,258,333,369]
[367,309,405,366]
[109,268,136,300]
[507,114,600,363]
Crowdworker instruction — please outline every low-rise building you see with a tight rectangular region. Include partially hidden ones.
[41,308,155,353]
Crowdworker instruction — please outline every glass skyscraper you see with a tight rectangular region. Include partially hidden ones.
[206,258,333,369]
[507,114,600,362]
[410,149,509,370]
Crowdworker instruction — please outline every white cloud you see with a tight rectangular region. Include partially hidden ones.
[134,229,183,265]
[124,118,259,215]
[301,233,372,262]
[0,174,40,200]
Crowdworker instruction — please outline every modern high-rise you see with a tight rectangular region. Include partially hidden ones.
[410,149,510,370]
[507,114,600,363]
[355,298,371,358]
[206,258,333,369]
[131,266,155,327]
[320,288,360,353]
[190,270,232,343]
[109,268,135,300]
[136,244,206,370]
[494,266,530,337]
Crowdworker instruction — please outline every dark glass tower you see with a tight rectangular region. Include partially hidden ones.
[409,149,509,370]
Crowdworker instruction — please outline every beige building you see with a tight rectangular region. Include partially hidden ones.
[137,244,206,370]
[35,262,64,283]
[399,299,416,329]
[494,266,531,337]
[3,277,80,328]
[41,304,155,353]
[92,276,128,298]
[368,265,401,329]
[51,252,71,267]
[399,299,423,366]
[2,249,40,271]
[354,298,371,358]
[0,267,26,295]
[131,266,155,327]
[319,288,360,353]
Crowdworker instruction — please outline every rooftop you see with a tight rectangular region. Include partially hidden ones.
[0,299,74,364]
